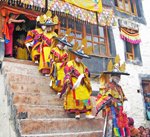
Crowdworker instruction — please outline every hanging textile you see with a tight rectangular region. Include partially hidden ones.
[98,7,117,26]
[64,0,102,13]
[49,0,97,24]
[21,0,45,8]
[120,27,141,44]
[48,0,116,26]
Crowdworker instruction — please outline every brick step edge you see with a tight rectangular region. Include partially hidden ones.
[21,130,103,137]
[19,118,104,134]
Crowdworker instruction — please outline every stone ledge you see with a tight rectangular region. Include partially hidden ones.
[19,118,104,134]
[13,93,63,106]
[21,130,103,137]
[4,57,36,66]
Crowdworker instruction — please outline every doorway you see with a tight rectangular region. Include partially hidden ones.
[13,14,36,60]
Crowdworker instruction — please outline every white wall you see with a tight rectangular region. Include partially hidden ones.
[112,0,150,127]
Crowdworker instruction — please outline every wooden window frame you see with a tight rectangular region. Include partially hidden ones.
[84,25,110,57]
[142,80,150,93]
[57,15,110,57]
[115,0,137,16]
[59,15,83,45]
[142,80,150,121]
[125,42,135,61]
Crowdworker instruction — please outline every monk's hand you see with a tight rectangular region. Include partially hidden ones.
[123,100,130,114]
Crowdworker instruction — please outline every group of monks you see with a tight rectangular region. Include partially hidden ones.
[25,11,95,119]
[25,11,132,137]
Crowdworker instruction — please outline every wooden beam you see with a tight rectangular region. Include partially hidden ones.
[45,0,48,13]
[0,5,41,19]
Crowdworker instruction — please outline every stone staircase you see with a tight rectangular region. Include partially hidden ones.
[3,58,104,137]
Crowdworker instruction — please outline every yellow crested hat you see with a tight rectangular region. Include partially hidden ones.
[103,55,129,76]
[53,28,74,47]
[44,11,59,26]
[69,38,93,59]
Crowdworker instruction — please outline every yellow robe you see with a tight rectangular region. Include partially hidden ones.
[31,28,44,62]
[104,82,127,104]
[38,31,58,74]
[64,60,92,113]
[16,39,28,60]
[50,46,68,92]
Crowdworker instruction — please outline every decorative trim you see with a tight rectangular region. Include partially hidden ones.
[64,0,102,13]
[119,19,139,31]
[49,0,97,24]
[98,7,117,26]
[0,1,46,16]
[48,0,116,26]
[21,0,45,8]
[120,28,141,44]
[0,0,117,26]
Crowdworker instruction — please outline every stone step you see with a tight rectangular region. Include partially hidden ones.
[4,57,36,65]
[19,118,104,135]
[15,105,68,119]
[9,83,52,95]
[13,93,63,106]
[21,130,103,137]
[15,105,101,120]
[6,73,50,85]
[13,92,101,119]
[15,101,101,120]
[3,59,104,137]
[12,93,99,114]
[3,59,40,76]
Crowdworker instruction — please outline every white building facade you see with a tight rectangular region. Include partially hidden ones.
[112,0,150,127]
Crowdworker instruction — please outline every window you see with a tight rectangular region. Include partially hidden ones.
[119,26,142,64]
[125,41,142,64]
[85,24,109,56]
[142,80,150,121]
[59,15,83,45]
[58,15,110,57]
[125,42,134,60]
[114,0,137,15]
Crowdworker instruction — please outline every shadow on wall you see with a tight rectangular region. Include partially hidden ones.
[0,38,4,74]
[0,61,2,74]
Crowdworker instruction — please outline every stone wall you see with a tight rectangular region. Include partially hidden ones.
[0,74,17,137]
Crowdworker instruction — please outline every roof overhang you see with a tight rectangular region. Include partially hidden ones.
[0,2,40,20]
